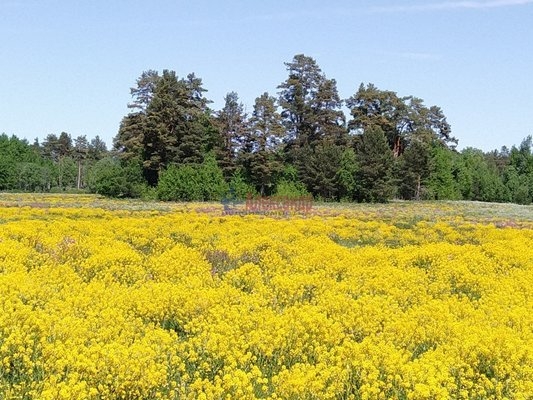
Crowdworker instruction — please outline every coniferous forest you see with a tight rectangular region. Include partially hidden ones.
[2,54,533,204]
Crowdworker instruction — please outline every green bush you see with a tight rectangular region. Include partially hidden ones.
[87,157,144,198]
[157,154,230,202]
[200,154,229,201]
[140,185,158,201]
[157,164,203,201]
[228,171,256,200]
[275,179,309,199]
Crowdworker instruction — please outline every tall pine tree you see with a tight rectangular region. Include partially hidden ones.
[115,70,213,185]
[242,92,284,195]
[278,54,348,198]
[214,91,248,178]
[356,126,395,202]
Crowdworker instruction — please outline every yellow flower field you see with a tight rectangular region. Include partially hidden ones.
[1,194,532,399]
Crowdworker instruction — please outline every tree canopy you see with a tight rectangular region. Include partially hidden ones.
[2,54,532,204]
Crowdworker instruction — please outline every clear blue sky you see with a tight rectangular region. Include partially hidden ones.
[1,0,532,151]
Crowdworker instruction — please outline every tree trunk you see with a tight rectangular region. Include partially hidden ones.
[393,136,402,157]
[77,160,82,189]
[58,158,63,189]
[415,174,421,200]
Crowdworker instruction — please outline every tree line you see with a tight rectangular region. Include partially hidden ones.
[2,54,533,204]
[0,132,109,193]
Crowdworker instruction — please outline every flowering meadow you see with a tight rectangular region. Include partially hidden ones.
[1,194,532,400]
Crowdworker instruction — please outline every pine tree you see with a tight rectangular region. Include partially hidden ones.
[397,139,432,200]
[73,135,89,189]
[356,126,395,202]
[304,142,344,200]
[115,70,213,185]
[243,92,284,195]
[278,54,323,147]
[215,91,248,178]
[278,54,348,199]
[42,132,74,189]
[346,83,456,157]
[88,136,108,161]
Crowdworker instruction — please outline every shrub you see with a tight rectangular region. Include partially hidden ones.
[275,179,309,199]
[200,154,229,201]
[157,164,203,201]
[87,157,144,198]
[228,171,256,200]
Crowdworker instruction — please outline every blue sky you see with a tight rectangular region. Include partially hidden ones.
[1,0,532,151]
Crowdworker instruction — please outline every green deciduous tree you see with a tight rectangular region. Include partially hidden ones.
[456,148,508,202]
[199,153,229,201]
[0,134,38,189]
[87,157,144,198]
[427,145,458,200]
[504,136,533,204]
[336,148,359,201]
[17,162,49,192]
[509,136,533,176]
[274,164,309,198]
[157,164,204,201]
[157,154,228,202]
